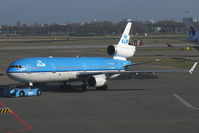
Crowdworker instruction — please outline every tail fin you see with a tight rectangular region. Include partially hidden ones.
[107,21,136,61]
[184,20,199,43]
[118,22,132,45]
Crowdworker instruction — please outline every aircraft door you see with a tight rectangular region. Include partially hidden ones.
[51,63,56,73]
[83,63,87,71]
[50,63,56,81]
[26,64,31,74]
[116,62,121,70]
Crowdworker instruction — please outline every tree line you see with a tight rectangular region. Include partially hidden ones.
[1,20,198,36]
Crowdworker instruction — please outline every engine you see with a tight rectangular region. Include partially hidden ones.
[87,74,106,87]
[107,44,136,59]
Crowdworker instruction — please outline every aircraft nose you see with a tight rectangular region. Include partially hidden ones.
[7,72,13,78]
[6,66,16,74]
[6,65,18,79]
[7,66,15,77]
[7,72,21,82]
[6,67,12,73]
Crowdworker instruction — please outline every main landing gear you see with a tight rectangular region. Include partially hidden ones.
[60,82,108,92]
[59,82,72,89]
[60,82,87,92]
[81,84,87,92]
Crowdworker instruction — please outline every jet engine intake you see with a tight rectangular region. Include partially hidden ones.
[87,74,106,87]
[107,44,135,59]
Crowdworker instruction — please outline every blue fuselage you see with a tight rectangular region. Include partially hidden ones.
[7,57,131,74]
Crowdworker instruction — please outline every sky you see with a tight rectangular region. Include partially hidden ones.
[0,0,198,25]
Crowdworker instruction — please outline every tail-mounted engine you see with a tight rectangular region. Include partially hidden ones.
[107,44,136,60]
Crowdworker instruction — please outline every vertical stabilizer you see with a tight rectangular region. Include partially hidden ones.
[118,22,132,45]
[184,20,199,43]
[107,21,135,61]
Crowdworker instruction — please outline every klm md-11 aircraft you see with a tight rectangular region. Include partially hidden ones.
[7,21,197,91]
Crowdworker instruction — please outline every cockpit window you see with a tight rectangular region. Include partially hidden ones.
[10,65,22,69]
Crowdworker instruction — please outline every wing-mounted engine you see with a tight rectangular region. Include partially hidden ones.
[87,74,106,87]
[107,44,136,60]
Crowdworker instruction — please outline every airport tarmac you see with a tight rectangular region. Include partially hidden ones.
[0,43,199,133]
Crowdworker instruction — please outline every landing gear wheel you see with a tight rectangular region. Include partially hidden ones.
[65,84,72,88]
[81,84,87,92]
[59,85,72,89]
[37,89,42,96]
[96,85,108,90]
[19,91,25,97]
[60,83,72,89]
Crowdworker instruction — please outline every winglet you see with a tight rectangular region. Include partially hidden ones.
[189,62,198,74]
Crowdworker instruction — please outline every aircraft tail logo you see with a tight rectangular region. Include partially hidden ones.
[121,34,129,44]
[118,22,132,45]
[189,26,196,36]
[184,20,199,43]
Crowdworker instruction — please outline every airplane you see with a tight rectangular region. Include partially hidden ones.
[166,21,199,48]
[184,20,199,44]
[6,21,198,91]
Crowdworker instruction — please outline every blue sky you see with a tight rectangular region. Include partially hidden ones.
[0,0,198,24]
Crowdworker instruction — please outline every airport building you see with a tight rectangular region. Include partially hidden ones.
[183,17,198,23]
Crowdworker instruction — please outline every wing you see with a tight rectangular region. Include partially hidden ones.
[124,60,155,69]
[78,62,198,77]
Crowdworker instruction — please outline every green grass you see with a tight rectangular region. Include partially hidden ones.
[131,57,194,68]
[133,37,186,44]
[136,47,181,52]
[0,34,187,44]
